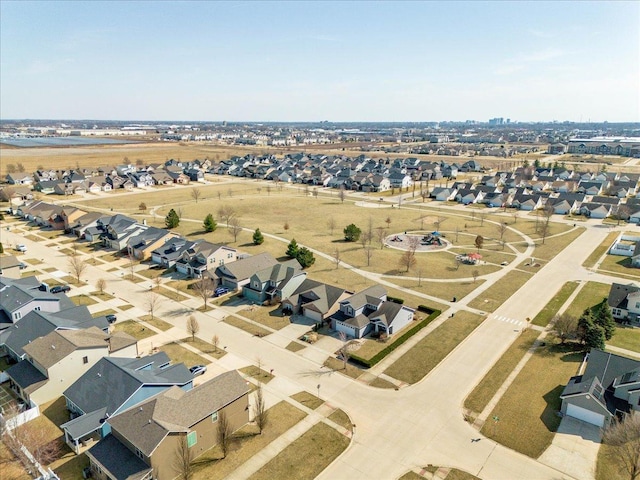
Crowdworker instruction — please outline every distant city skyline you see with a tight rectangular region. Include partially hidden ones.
[1,1,638,122]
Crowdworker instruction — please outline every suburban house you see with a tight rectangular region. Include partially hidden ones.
[126,227,179,261]
[0,255,23,279]
[86,370,250,480]
[6,173,33,185]
[580,203,612,219]
[330,285,415,339]
[242,259,306,304]
[281,279,351,323]
[71,212,109,239]
[0,276,73,330]
[607,282,640,326]
[430,187,457,202]
[60,207,89,232]
[61,352,193,454]
[151,238,198,268]
[608,234,640,269]
[0,305,110,363]
[5,327,137,407]
[98,215,145,251]
[175,240,238,278]
[560,349,640,427]
[216,252,279,290]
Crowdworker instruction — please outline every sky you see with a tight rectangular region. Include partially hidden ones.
[1,1,639,122]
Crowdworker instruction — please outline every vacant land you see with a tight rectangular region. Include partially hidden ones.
[384,311,484,384]
[481,342,583,458]
[248,422,349,480]
[531,282,580,327]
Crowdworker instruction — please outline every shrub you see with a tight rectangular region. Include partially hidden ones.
[387,296,404,304]
[343,223,361,242]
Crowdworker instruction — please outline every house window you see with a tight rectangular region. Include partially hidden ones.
[187,431,197,447]
[135,448,145,460]
[219,259,224,265]
[227,253,233,259]
[211,411,218,422]
[82,356,88,364]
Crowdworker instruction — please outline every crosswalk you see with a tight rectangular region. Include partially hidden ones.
[491,314,524,327]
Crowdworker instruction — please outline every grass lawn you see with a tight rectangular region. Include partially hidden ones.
[241,304,292,330]
[24,258,42,265]
[248,422,350,480]
[595,443,627,480]
[0,356,12,371]
[92,308,117,317]
[327,409,353,433]
[392,278,483,302]
[112,320,156,340]
[139,315,174,331]
[464,329,539,415]
[159,341,210,367]
[239,365,275,383]
[291,391,324,410]
[583,231,619,268]
[564,282,610,319]
[192,401,307,480]
[0,441,31,479]
[607,326,640,353]
[597,254,640,279]
[467,270,532,312]
[52,452,90,480]
[368,377,398,389]
[120,303,134,311]
[157,287,190,302]
[285,341,306,352]
[69,294,98,306]
[532,281,580,327]
[181,336,227,359]
[384,311,484,384]
[224,316,271,337]
[323,356,363,379]
[446,470,482,480]
[481,342,584,458]
[399,473,424,480]
[90,291,115,301]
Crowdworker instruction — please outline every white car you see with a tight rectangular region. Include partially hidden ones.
[15,244,27,252]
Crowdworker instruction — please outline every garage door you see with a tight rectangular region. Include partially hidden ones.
[566,403,605,427]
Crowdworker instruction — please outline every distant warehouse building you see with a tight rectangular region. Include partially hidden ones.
[567,137,640,157]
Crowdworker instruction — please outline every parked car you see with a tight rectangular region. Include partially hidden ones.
[50,285,71,294]
[18,263,27,270]
[189,365,207,377]
[15,244,27,252]
[214,287,229,297]
[105,314,117,324]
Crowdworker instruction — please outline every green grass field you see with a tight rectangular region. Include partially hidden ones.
[531,281,580,327]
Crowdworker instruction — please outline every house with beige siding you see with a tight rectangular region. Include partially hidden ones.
[86,370,249,480]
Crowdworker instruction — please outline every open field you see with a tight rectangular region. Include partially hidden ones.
[384,311,484,384]
[531,281,580,327]
[248,422,350,480]
[481,342,583,458]
[467,270,533,312]
[564,281,610,319]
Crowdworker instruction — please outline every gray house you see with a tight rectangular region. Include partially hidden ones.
[242,260,305,304]
[215,252,278,290]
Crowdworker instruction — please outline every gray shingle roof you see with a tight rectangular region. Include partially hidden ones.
[23,327,109,369]
[608,282,639,310]
[6,359,48,393]
[216,252,277,282]
[341,285,386,311]
[87,434,152,480]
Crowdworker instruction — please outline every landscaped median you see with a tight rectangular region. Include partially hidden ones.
[468,270,532,312]
[531,281,579,327]
[349,307,441,368]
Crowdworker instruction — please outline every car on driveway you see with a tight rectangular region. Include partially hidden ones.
[105,314,117,324]
[214,287,229,297]
[15,244,27,252]
[50,285,71,294]
[189,365,207,377]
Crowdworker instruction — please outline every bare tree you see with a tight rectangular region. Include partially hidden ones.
[127,251,137,280]
[146,291,162,320]
[192,276,214,310]
[212,334,220,353]
[551,313,577,344]
[139,202,147,212]
[512,211,519,224]
[265,185,272,196]
[434,216,447,231]
[359,231,372,249]
[602,414,640,480]
[540,204,554,245]
[227,188,233,198]
[173,435,194,480]
[615,205,631,226]
[186,315,200,341]
[338,331,351,369]
[385,216,392,228]
[333,249,341,269]
[68,253,88,284]
[399,249,417,273]
[228,217,243,242]
[217,205,236,225]
[479,212,486,226]
[253,383,268,434]
[417,269,423,287]
[153,275,162,291]
[474,235,484,252]
[312,187,319,199]
[191,187,202,203]
[375,226,388,249]
[96,278,107,294]
[364,246,374,267]
[338,185,346,203]
[472,269,480,283]
[327,217,336,235]
[496,222,508,242]
[3,416,63,467]
[454,225,461,243]
[217,411,232,459]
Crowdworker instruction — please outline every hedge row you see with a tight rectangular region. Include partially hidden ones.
[350,308,441,368]
[387,296,404,304]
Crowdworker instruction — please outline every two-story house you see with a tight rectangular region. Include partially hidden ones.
[281,279,351,324]
[61,352,193,454]
[608,282,640,326]
[215,252,279,290]
[242,259,305,304]
[86,370,249,480]
[126,227,179,261]
[175,241,238,278]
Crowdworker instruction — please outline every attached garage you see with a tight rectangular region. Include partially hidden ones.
[565,403,605,427]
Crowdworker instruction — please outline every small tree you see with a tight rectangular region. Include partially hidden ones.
[496,222,508,242]
[165,209,180,229]
[338,331,351,369]
[217,205,236,225]
[344,223,361,242]
[191,187,202,203]
[385,216,392,228]
[399,249,417,273]
[228,217,242,242]
[217,411,232,459]
[192,276,214,310]
[338,185,346,203]
[96,278,107,294]
[212,334,220,353]
[68,253,88,284]
[375,226,388,249]
[474,235,484,252]
[286,239,299,258]
[364,246,374,266]
[253,383,268,434]
[552,313,577,344]
[203,213,217,233]
[146,291,162,320]
[186,315,200,342]
[602,414,640,480]
[327,217,336,235]
[540,204,554,244]
[173,435,194,480]
[479,212,486,226]
[252,228,264,245]
[593,298,616,340]
[472,269,480,283]
[296,247,315,268]
[333,248,341,269]
[139,202,147,212]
